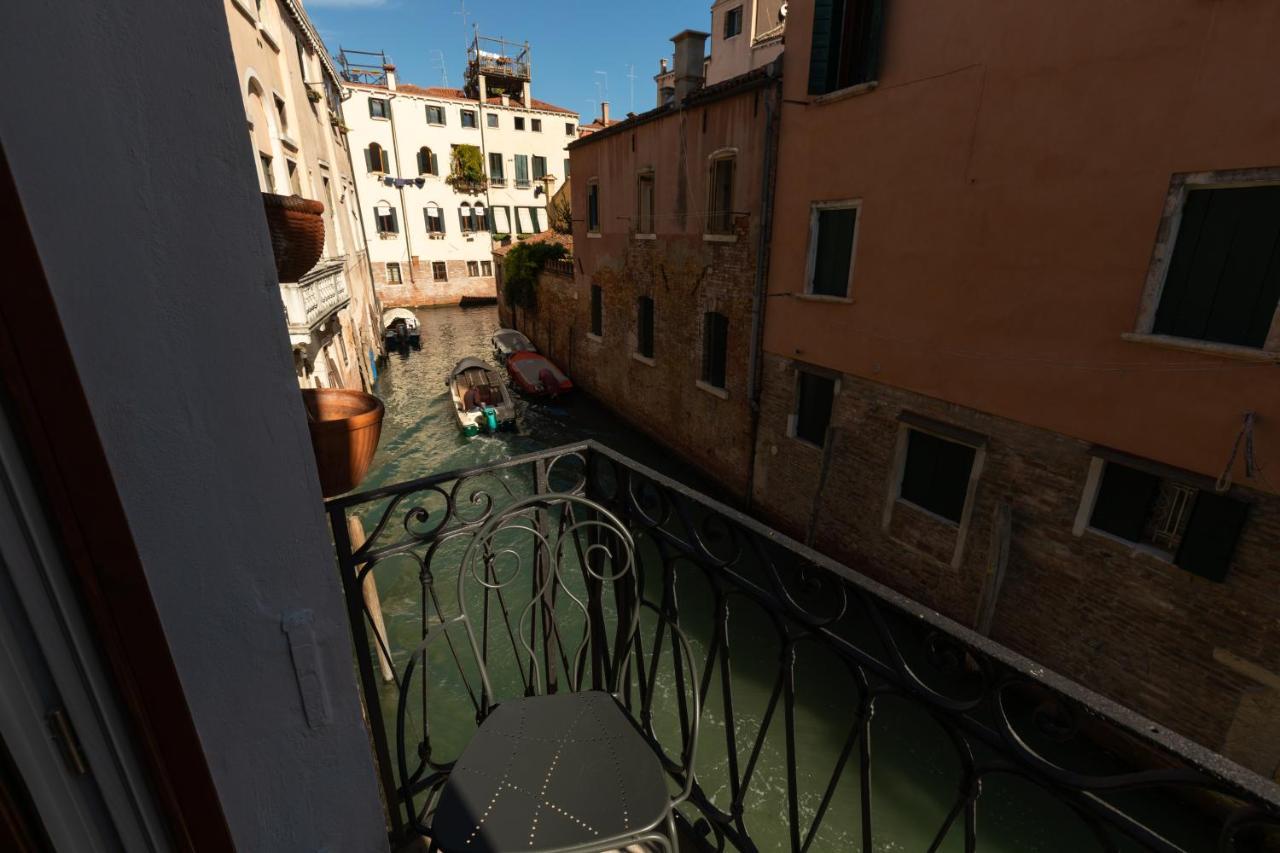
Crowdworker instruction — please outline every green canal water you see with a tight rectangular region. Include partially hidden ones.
[351,305,1211,852]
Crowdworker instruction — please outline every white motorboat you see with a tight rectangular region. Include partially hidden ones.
[446,357,516,435]
[491,328,535,362]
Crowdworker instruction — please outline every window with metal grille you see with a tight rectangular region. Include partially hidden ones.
[795,371,835,446]
[386,262,402,284]
[1152,185,1280,348]
[707,157,735,234]
[808,203,858,297]
[588,182,600,232]
[481,261,493,276]
[637,172,655,234]
[808,0,888,96]
[467,261,480,277]
[432,262,448,281]
[701,312,728,388]
[899,429,976,523]
[590,285,603,336]
[368,97,389,119]
[637,296,655,358]
[1087,460,1249,582]
[426,105,446,125]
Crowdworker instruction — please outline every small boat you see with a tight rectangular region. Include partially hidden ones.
[383,308,421,350]
[506,350,573,398]
[491,328,535,363]
[446,357,516,436]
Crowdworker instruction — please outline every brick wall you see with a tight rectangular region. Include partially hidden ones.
[752,353,1280,771]
[373,256,497,308]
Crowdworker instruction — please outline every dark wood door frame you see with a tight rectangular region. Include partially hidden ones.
[0,146,235,851]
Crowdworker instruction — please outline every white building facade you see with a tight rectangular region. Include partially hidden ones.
[223,0,384,391]
[342,61,579,308]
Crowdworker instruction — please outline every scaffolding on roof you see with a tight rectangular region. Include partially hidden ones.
[336,48,390,86]
[464,33,530,100]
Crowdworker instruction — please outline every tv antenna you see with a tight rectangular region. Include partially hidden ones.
[593,70,609,104]
[455,0,470,36]
[430,49,449,88]
[626,64,636,112]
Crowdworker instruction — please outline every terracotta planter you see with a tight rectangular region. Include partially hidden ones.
[302,388,384,498]
[262,193,326,282]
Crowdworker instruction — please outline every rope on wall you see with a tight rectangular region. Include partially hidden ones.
[1215,411,1257,492]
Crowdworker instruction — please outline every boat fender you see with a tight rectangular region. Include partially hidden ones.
[483,405,498,433]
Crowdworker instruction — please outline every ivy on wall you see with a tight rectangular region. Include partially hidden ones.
[447,144,486,193]
[502,241,568,309]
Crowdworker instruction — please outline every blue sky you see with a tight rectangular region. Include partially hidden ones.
[304,0,709,119]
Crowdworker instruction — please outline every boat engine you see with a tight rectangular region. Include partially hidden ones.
[482,405,498,433]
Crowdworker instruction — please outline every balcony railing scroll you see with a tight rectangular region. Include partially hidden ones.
[327,442,1280,852]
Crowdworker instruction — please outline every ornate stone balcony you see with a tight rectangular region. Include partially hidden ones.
[279,260,350,344]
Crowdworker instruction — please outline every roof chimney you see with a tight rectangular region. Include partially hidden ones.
[670,30,708,104]
[383,63,397,92]
[600,101,610,126]
[659,57,669,74]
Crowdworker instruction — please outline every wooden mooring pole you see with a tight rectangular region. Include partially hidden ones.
[347,515,395,682]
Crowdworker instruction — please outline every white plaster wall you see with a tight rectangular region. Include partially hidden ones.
[344,83,577,281]
[0,1,388,850]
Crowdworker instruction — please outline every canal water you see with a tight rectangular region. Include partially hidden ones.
[353,305,1200,852]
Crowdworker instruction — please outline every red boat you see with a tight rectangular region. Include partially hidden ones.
[505,350,573,398]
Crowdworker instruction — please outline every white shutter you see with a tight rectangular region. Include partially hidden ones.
[534,207,548,232]
[493,207,510,232]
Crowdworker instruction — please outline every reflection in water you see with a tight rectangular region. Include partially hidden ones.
[354,305,1172,852]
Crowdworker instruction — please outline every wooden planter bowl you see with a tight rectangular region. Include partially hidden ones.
[262,193,326,282]
[301,388,384,498]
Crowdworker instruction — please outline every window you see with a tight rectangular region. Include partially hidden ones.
[590,285,603,336]
[374,204,398,235]
[417,147,439,176]
[794,371,835,446]
[566,122,576,135]
[259,153,275,191]
[491,206,511,233]
[386,262,402,284]
[426,105,446,125]
[701,312,729,389]
[459,202,474,232]
[1086,459,1249,581]
[274,94,290,136]
[807,202,859,297]
[467,260,480,277]
[808,0,887,95]
[515,207,533,235]
[286,159,302,195]
[424,204,445,234]
[1151,184,1280,348]
[588,181,600,232]
[707,156,735,234]
[474,203,487,231]
[460,109,477,128]
[337,331,349,365]
[514,116,526,131]
[369,97,390,119]
[481,260,493,276]
[488,152,505,184]
[899,430,976,524]
[432,261,448,281]
[486,112,499,128]
[637,171,655,234]
[564,158,571,178]
[365,142,390,174]
[295,37,309,82]
[532,156,548,180]
[724,5,743,38]
[636,296,655,358]
[531,118,542,132]
[514,155,531,188]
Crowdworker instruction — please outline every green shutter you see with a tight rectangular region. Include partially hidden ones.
[365,147,374,172]
[808,0,841,95]
[1175,493,1248,582]
[860,0,889,85]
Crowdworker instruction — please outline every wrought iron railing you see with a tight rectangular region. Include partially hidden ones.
[327,442,1280,852]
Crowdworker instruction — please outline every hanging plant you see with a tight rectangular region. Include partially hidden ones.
[307,88,323,104]
[501,241,567,309]
[446,144,486,194]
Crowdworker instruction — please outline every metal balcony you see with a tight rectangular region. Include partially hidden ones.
[279,260,350,343]
[327,442,1280,852]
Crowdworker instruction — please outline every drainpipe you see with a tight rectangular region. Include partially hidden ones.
[384,64,415,283]
[744,62,782,508]
[337,81,386,367]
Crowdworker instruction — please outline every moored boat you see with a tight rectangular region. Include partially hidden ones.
[505,350,573,398]
[491,328,535,362]
[446,357,517,436]
[382,308,421,350]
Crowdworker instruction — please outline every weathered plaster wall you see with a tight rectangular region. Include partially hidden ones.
[0,1,388,850]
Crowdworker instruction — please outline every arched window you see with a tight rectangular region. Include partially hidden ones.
[424,203,445,235]
[417,146,438,176]
[473,202,487,233]
[366,142,389,174]
[374,201,398,235]
[459,202,473,233]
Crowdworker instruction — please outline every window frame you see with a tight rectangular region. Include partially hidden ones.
[432,261,448,281]
[807,0,888,97]
[385,262,402,284]
[636,295,655,359]
[589,284,603,338]
[532,155,548,181]
[373,203,399,235]
[467,260,480,277]
[699,311,730,391]
[425,104,447,126]
[587,179,601,234]
[705,151,737,236]
[486,112,499,128]
[366,142,390,175]
[531,118,542,132]
[514,154,531,188]
[723,5,744,39]
[488,151,506,185]
[481,260,493,276]
[460,109,478,128]
[1130,168,1280,357]
[636,169,656,237]
[804,199,862,300]
[423,203,445,235]
[565,122,576,136]
[368,96,390,119]
[789,368,838,448]
[514,116,526,131]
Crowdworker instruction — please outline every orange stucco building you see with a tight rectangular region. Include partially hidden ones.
[752,0,1280,776]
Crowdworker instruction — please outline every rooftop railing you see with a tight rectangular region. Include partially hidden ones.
[327,442,1280,852]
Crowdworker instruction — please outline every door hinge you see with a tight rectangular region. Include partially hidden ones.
[47,708,90,776]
